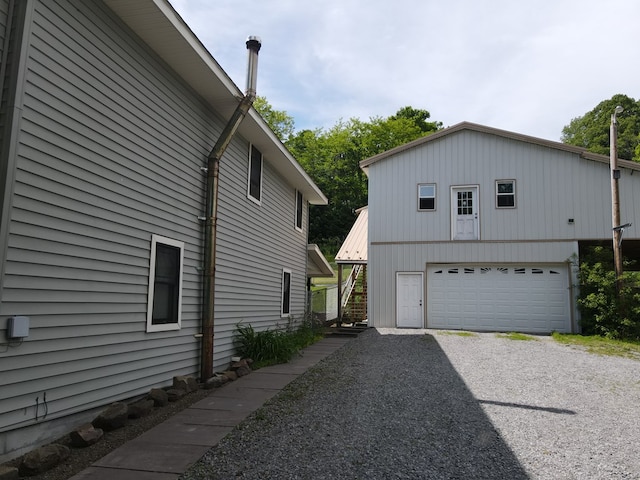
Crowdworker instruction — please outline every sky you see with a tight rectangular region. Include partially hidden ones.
[168,0,640,142]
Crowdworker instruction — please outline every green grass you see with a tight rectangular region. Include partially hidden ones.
[438,330,478,337]
[496,332,538,341]
[552,332,640,359]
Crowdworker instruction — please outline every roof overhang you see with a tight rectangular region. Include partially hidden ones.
[360,121,640,175]
[335,206,368,264]
[307,244,334,278]
[103,0,327,205]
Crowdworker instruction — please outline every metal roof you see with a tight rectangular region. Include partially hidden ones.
[103,0,327,205]
[360,121,640,174]
[307,244,334,278]
[335,207,368,264]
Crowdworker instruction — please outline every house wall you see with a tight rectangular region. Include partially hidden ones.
[214,138,309,366]
[366,129,640,329]
[368,130,640,243]
[0,0,310,460]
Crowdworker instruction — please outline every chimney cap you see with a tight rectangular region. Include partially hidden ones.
[246,36,262,51]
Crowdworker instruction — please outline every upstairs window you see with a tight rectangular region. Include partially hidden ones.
[496,180,516,208]
[147,235,183,332]
[418,183,436,211]
[248,144,263,203]
[295,190,303,231]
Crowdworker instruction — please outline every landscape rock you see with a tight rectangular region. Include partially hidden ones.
[148,388,169,407]
[69,423,104,448]
[128,399,154,418]
[0,465,18,480]
[204,374,229,389]
[166,388,186,402]
[19,444,70,477]
[231,359,252,377]
[92,402,129,431]
[222,370,238,381]
[173,375,199,393]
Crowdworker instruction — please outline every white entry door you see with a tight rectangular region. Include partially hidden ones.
[396,272,424,328]
[451,186,479,240]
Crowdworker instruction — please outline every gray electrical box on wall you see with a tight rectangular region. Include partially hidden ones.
[8,316,30,339]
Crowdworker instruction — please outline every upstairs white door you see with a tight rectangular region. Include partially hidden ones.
[451,186,479,240]
[396,272,424,328]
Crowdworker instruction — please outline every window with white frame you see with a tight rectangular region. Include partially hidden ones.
[295,190,303,231]
[281,268,291,316]
[496,180,516,208]
[146,235,184,332]
[418,183,436,211]
[248,144,263,203]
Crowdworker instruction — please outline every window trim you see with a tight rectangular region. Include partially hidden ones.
[281,268,292,317]
[146,234,184,332]
[247,144,263,204]
[295,190,303,231]
[496,179,516,209]
[417,183,437,211]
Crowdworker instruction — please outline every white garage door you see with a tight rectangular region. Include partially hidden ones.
[427,264,571,333]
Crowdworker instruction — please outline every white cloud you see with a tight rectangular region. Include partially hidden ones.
[169,0,640,141]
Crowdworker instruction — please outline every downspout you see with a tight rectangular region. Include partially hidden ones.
[201,36,261,381]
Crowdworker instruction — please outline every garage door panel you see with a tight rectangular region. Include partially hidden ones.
[427,264,571,333]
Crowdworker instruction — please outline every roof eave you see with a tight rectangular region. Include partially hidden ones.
[103,0,327,205]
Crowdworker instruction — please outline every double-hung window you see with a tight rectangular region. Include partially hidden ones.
[418,183,436,211]
[248,144,263,203]
[496,180,516,208]
[295,190,303,231]
[281,269,291,317]
[146,235,184,332]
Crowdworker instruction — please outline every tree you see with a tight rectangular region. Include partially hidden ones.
[253,96,295,142]
[289,108,441,251]
[561,94,640,161]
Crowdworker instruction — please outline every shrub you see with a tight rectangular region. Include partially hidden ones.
[234,315,324,368]
[577,246,640,340]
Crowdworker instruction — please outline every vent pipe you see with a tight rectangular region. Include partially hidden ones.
[201,36,261,381]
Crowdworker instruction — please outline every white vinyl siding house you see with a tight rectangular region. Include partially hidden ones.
[361,122,640,333]
[0,0,326,462]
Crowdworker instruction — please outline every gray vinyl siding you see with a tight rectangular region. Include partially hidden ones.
[0,0,212,434]
[0,0,313,446]
[368,130,640,243]
[213,138,309,367]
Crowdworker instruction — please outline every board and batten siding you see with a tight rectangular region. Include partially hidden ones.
[0,0,215,441]
[214,137,309,368]
[368,130,639,244]
[367,241,578,329]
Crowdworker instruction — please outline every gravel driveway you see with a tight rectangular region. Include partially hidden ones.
[182,329,640,479]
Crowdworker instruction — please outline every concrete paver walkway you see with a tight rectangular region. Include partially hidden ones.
[69,336,351,480]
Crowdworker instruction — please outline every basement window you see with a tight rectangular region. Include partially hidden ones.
[146,235,183,332]
[248,144,263,204]
[496,180,516,208]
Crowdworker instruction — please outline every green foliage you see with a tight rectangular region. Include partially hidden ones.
[288,107,442,250]
[576,246,640,340]
[496,332,538,341]
[234,316,324,368]
[253,95,296,142]
[552,332,640,359]
[561,94,640,161]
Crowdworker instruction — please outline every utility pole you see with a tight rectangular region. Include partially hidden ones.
[610,105,624,293]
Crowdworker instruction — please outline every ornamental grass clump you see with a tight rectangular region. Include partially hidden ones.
[234,316,324,368]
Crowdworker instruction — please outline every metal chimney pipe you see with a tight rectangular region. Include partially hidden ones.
[201,36,262,381]
[245,36,261,98]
